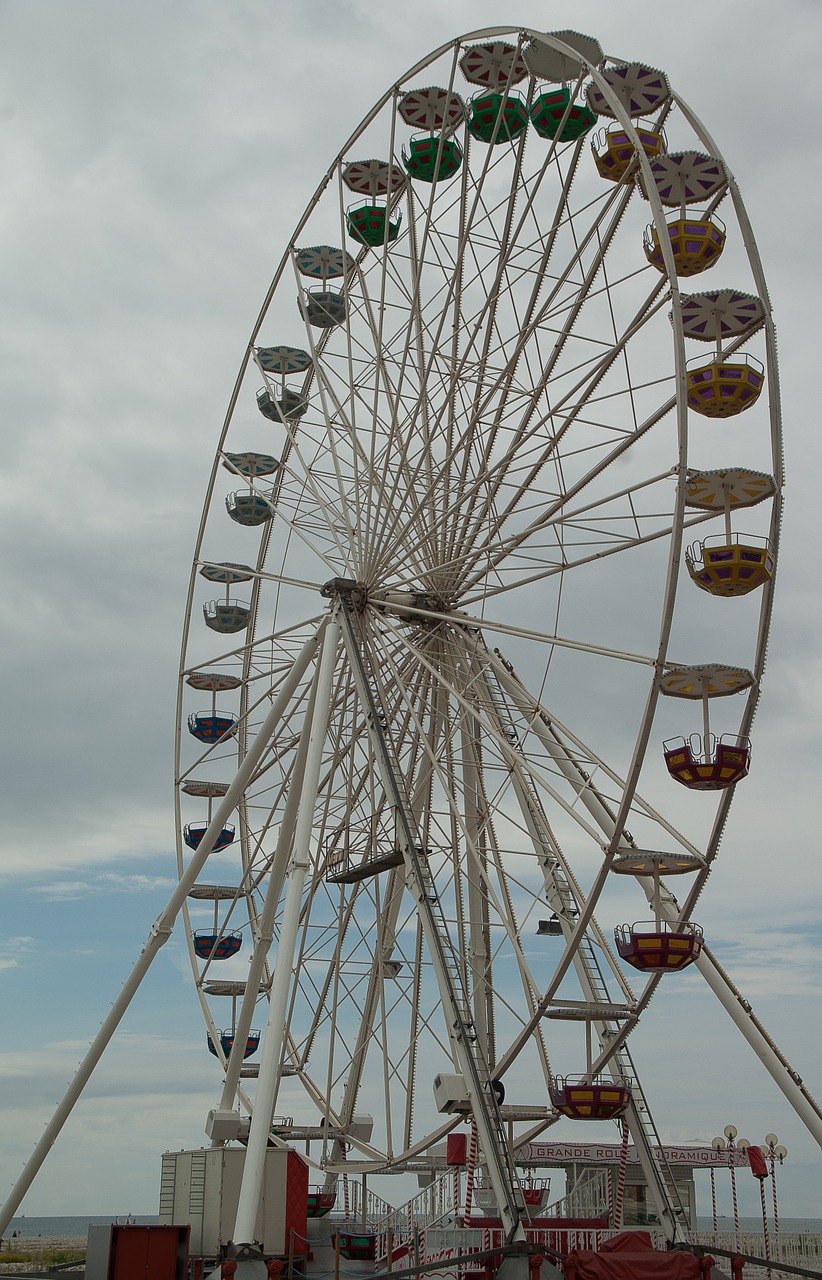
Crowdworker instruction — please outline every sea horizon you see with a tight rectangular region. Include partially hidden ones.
[5,1214,822,1240]
[5,1215,160,1239]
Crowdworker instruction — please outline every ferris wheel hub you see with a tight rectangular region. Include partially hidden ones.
[321,578,456,620]
[319,577,368,610]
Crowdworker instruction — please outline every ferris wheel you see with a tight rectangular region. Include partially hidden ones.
[174,27,783,1240]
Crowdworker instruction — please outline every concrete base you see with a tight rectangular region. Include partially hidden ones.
[495,1252,534,1280]
[205,1264,269,1280]
[205,1243,269,1280]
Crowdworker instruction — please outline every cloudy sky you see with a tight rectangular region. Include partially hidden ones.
[1,0,820,1222]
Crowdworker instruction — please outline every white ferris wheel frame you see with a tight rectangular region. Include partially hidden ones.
[0,25,813,1253]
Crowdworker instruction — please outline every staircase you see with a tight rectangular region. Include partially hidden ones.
[478,656,689,1233]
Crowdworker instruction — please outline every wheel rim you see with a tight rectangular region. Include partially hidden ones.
[175,27,780,1190]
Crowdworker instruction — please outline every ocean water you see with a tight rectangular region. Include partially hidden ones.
[4,1215,821,1241]
[5,1215,159,1240]
[696,1218,822,1233]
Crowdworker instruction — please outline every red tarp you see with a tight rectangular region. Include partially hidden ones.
[564,1232,711,1280]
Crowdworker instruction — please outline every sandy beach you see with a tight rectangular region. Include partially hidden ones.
[0,1235,86,1274]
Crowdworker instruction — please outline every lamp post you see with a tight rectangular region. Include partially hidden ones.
[710,1128,743,1250]
[764,1134,788,1264]
[711,1124,790,1275]
[735,1138,770,1274]
[709,1137,723,1232]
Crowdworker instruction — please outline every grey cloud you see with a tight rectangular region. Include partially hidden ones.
[1,0,820,1212]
